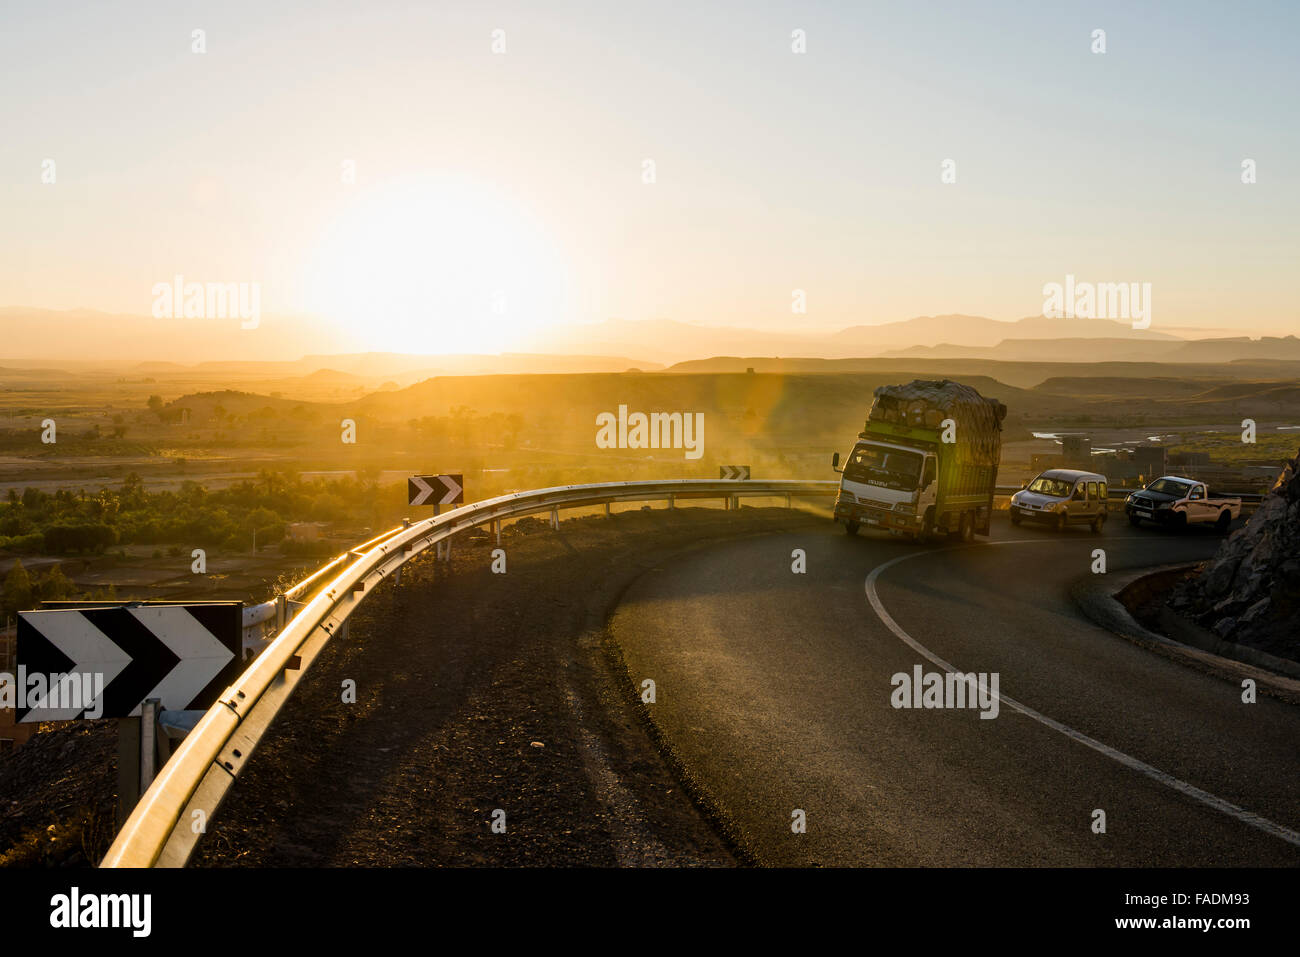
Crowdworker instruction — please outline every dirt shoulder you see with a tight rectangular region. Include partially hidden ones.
[185,505,824,867]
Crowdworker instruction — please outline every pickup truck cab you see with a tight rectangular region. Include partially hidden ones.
[1009,469,1109,532]
[1125,476,1240,532]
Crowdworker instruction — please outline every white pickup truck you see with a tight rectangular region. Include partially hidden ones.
[1125,476,1241,532]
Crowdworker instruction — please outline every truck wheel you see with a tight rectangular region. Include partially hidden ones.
[958,512,974,543]
[920,511,937,545]
[1215,510,1231,534]
[844,520,859,536]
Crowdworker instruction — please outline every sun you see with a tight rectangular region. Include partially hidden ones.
[302,175,566,354]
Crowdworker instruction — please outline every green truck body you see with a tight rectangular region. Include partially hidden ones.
[832,380,1005,542]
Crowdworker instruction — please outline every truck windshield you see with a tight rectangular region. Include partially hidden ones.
[843,445,922,491]
[1027,477,1073,497]
[1147,479,1194,496]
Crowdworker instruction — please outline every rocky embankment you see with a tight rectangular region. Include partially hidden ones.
[1170,447,1300,663]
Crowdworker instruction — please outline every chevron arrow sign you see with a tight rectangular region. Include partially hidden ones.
[14,603,242,721]
[719,465,751,480]
[408,473,464,506]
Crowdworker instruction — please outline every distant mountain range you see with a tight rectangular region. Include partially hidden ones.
[519,314,1181,363]
[884,335,1300,364]
[2,306,1292,371]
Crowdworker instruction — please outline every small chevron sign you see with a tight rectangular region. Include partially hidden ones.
[15,602,242,721]
[408,473,464,506]
[719,465,751,480]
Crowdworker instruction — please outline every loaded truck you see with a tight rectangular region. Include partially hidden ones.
[831,379,1007,543]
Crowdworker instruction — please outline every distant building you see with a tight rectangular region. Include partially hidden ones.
[1132,445,1167,482]
[1062,435,1092,470]
[286,522,331,542]
[1031,452,1064,472]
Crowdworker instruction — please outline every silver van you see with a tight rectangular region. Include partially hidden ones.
[1009,469,1109,532]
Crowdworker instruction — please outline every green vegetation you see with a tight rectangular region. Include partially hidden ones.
[1,559,75,620]
[1165,431,1298,467]
[0,471,395,558]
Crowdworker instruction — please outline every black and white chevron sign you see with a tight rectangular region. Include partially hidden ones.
[719,465,751,480]
[408,473,464,506]
[16,603,241,721]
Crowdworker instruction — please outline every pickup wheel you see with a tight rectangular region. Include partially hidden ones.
[1128,512,1142,527]
[844,520,859,536]
[1215,510,1232,534]
[1174,511,1188,532]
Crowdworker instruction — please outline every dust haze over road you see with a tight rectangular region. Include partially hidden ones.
[611,515,1300,866]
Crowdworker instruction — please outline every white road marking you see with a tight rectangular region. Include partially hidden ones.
[864,540,1300,848]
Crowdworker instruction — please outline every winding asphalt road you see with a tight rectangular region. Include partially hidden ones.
[610,514,1300,866]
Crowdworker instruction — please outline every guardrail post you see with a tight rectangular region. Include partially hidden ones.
[117,699,161,827]
[395,519,412,584]
[275,594,286,632]
[551,507,559,529]
[668,493,675,510]
[494,518,501,545]
[786,492,791,509]
[604,502,611,518]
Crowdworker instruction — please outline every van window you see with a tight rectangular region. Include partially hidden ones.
[1087,481,1098,501]
[1099,482,1107,500]
[1072,483,1086,501]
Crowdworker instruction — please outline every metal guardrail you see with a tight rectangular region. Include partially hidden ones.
[101,478,836,867]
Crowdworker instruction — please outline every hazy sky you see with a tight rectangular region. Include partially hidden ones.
[2,0,1297,354]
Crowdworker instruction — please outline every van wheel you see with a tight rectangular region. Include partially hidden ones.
[1010,510,1022,526]
[1053,513,1066,533]
[844,521,859,536]
[958,512,974,543]
[1091,514,1105,533]
[1215,510,1231,534]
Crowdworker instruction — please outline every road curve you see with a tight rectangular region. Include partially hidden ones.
[609,515,1300,866]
